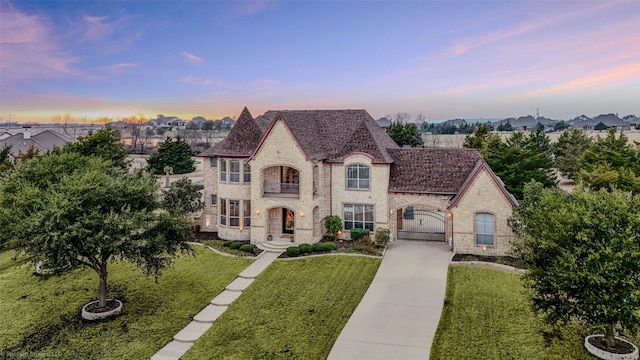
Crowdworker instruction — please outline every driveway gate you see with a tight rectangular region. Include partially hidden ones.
[396,207,446,241]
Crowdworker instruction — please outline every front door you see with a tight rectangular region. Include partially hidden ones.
[282,208,294,234]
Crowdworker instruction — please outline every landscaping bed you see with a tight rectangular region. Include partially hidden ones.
[431,266,639,360]
[278,237,385,258]
[182,256,381,359]
[451,253,527,269]
[0,247,252,360]
[199,239,263,257]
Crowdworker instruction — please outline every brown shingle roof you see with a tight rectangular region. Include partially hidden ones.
[387,148,482,193]
[253,109,398,163]
[199,107,263,157]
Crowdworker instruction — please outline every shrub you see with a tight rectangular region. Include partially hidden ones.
[323,215,343,240]
[324,241,336,251]
[239,244,254,254]
[299,244,313,254]
[313,242,327,252]
[374,228,390,247]
[350,228,370,241]
[286,246,301,257]
[222,240,234,248]
[229,242,243,250]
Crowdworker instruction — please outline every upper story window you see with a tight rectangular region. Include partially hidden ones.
[347,164,370,190]
[220,160,227,182]
[229,160,240,183]
[243,163,251,183]
[475,213,495,246]
[210,157,217,167]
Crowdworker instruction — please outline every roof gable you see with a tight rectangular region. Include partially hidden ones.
[448,161,518,209]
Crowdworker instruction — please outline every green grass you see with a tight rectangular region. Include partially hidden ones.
[0,247,252,359]
[431,266,639,360]
[183,256,381,360]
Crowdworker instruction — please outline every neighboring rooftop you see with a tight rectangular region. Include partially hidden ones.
[0,129,73,157]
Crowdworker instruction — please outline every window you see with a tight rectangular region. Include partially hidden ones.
[220,199,227,225]
[220,160,227,182]
[211,194,217,205]
[475,213,494,246]
[229,200,240,227]
[229,160,240,183]
[243,200,251,227]
[243,163,251,183]
[210,158,217,167]
[343,204,374,231]
[346,164,370,190]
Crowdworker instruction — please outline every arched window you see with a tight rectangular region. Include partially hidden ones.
[346,164,370,190]
[475,213,494,246]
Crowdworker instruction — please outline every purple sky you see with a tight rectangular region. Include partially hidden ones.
[1,0,639,123]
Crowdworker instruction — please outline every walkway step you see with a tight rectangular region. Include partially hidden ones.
[151,340,193,360]
[225,277,254,291]
[258,241,294,252]
[193,304,228,323]
[173,321,213,343]
[211,289,242,306]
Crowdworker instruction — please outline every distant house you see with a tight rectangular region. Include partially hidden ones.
[500,115,555,131]
[623,115,638,127]
[569,114,630,131]
[150,115,186,131]
[196,107,518,256]
[0,131,10,140]
[376,117,391,129]
[0,128,72,160]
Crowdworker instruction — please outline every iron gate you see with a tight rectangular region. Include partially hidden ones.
[397,207,445,241]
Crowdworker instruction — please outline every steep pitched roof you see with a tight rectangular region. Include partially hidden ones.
[253,109,398,163]
[448,160,519,209]
[199,107,263,157]
[387,148,482,194]
[0,130,71,157]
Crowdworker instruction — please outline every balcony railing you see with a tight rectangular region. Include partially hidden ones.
[263,181,299,197]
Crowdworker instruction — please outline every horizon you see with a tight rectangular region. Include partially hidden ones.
[1,1,639,123]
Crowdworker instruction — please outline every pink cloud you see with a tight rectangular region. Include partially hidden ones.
[180,75,227,86]
[109,63,139,74]
[80,15,113,42]
[182,51,204,64]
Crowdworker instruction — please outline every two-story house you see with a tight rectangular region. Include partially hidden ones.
[197,107,517,256]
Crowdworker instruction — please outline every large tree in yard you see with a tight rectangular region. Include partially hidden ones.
[147,136,195,174]
[510,181,640,353]
[0,152,194,313]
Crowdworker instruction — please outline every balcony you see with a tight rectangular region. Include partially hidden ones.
[263,181,299,198]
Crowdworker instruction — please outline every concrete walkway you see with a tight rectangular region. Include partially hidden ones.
[151,250,282,360]
[328,240,451,360]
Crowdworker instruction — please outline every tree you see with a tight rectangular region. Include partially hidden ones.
[147,136,195,175]
[386,121,424,148]
[63,125,129,169]
[162,178,204,216]
[553,120,569,132]
[552,128,592,179]
[510,182,640,350]
[576,129,640,193]
[482,130,556,199]
[463,123,492,150]
[0,145,13,173]
[497,121,513,131]
[594,121,609,131]
[0,152,193,309]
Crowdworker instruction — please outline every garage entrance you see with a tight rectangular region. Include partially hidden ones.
[396,207,446,241]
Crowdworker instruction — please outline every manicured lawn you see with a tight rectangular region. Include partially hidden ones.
[0,247,252,360]
[431,266,639,360]
[183,256,381,359]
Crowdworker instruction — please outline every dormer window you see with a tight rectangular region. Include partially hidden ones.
[347,164,370,190]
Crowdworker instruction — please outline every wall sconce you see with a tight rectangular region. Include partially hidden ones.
[300,212,305,217]
[446,212,452,218]
[482,245,487,252]
[256,209,261,215]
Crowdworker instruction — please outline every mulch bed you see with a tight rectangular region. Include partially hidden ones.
[451,253,527,269]
[84,299,121,313]
[588,335,636,355]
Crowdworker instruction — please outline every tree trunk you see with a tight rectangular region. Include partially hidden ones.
[605,326,616,350]
[98,265,108,308]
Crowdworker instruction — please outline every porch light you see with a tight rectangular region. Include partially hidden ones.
[300,212,305,217]
[446,212,452,218]
[482,245,487,252]
[256,209,261,214]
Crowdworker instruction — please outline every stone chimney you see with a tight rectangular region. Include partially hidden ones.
[23,125,31,140]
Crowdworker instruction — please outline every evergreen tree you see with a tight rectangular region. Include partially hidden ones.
[463,123,492,150]
[386,121,424,147]
[552,128,592,179]
[497,121,513,131]
[63,125,129,170]
[147,136,195,175]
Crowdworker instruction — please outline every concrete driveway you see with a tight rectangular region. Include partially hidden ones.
[328,240,452,360]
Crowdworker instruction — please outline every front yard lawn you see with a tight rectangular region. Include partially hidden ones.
[0,246,252,359]
[431,266,639,360]
[183,256,381,359]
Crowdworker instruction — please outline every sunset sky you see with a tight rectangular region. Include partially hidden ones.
[1,1,639,123]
